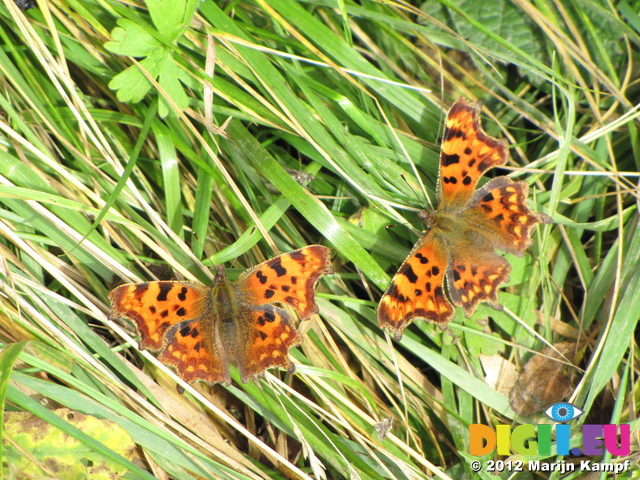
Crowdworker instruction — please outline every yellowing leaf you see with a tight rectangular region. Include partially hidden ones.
[3,408,135,480]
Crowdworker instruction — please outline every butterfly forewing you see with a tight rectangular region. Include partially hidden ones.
[237,245,333,319]
[109,281,210,351]
[438,98,508,211]
[378,233,454,340]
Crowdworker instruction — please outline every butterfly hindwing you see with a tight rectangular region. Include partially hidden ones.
[235,304,303,383]
[157,317,230,385]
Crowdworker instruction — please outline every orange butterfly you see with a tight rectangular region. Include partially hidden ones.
[378,97,550,340]
[109,245,333,385]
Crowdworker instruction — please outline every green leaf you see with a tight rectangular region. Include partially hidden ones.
[104,19,161,57]
[157,56,190,117]
[108,48,166,103]
[147,0,187,42]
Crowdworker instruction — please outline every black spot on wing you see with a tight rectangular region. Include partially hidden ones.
[386,283,408,303]
[133,283,149,298]
[177,287,188,301]
[442,153,460,166]
[289,250,306,262]
[269,258,287,277]
[264,310,276,323]
[415,253,429,264]
[447,128,465,139]
[157,283,172,302]
[285,296,298,307]
[399,263,418,284]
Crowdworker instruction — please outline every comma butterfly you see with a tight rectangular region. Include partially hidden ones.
[109,245,333,385]
[378,97,551,340]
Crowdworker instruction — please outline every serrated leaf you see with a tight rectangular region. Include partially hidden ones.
[422,0,548,84]
[157,57,190,117]
[108,49,167,103]
[147,0,187,42]
[109,67,151,103]
[104,19,161,57]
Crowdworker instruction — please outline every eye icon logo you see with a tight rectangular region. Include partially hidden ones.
[544,403,584,423]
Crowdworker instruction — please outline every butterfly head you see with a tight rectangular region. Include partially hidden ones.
[213,264,227,282]
[418,210,436,229]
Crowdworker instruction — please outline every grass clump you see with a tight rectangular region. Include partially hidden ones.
[0,1,638,479]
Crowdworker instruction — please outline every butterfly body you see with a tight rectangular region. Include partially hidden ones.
[109,245,333,385]
[378,97,550,340]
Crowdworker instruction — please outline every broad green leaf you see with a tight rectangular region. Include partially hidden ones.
[109,48,166,103]
[104,19,161,57]
[158,56,190,117]
[147,0,187,42]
